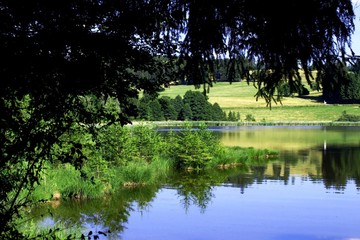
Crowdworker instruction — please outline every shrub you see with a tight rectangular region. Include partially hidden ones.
[339,72,360,103]
[228,111,240,121]
[136,90,228,121]
[321,62,360,103]
[32,163,104,201]
[277,82,291,97]
[168,123,222,170]
[337,111,360,122]
[245,114,256,121]
[210,146,277,167]
[121,161,153,186]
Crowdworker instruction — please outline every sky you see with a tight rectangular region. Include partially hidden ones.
[351,0,360,55]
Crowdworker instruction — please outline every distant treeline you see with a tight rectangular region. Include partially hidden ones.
[136,90,240,121]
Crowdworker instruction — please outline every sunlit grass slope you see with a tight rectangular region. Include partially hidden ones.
[160,82,360,122]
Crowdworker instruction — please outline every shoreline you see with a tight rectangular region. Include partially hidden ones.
[130,120,360,127]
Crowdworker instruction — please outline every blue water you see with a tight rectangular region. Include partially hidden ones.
[121,179,360,240]
[33,126,360,240]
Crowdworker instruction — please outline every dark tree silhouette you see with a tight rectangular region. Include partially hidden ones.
[0,0,355,237]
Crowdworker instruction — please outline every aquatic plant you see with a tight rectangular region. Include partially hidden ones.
[31,124,277,201]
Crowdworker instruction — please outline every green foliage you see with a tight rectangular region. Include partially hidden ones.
[31,125,173,200]
[212,103,227,121]
[136,90,228,121]
[148,100,165,121]
[337,111,360,122]
[245,114,256,122]
[32,163,104,201]
[320,61,360,103]
[118,157,172,187]
[168,123,223,170]
[130,125,169,162]
[35,124,278,200]
[209,146,278,168]
[137,94,152,120]
[227,111,240,121]
[159,96,178,120]
[172,95,184,116]
[120,161,153,186]
[339,72,360,102]
[277,82,292,97]
[183,91,212,120]
[96,125,135,166]
[1,0,354,236]
[82,124,170,187]
[178,103,193,121]
[214,58,254,82]
[277,82,309,97]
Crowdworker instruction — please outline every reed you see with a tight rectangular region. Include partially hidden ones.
[120,161,154,186]
[209,146,278,168]
[30,124,278,201]
[108,157,173,188]
[31,163,105,202]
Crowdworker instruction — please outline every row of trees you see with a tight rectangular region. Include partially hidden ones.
[166,57,360,103]
[322,61,360,103]
[136,91,240,121]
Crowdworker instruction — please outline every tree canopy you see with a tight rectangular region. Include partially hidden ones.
[1,0,355,105]
[0,0,356,237]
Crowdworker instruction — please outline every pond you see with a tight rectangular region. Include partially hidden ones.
[29,126,360,240]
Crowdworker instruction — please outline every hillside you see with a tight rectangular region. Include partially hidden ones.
[159,82,360,122]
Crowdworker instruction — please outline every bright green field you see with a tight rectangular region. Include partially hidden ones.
[159,82,360,122]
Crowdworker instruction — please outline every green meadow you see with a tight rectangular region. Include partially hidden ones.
[159,81,360,122]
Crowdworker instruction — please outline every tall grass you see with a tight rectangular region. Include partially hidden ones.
[209,146,278,168]
[31,124,277,202]
[119,157,172,187]
[31,163,105,202]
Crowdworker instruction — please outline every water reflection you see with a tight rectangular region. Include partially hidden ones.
[237,145,360,191]
[28,185,160,238]
[167,172,216,212]
[26,127,360,239]
[322,145,360,189]
[219,126,360,150]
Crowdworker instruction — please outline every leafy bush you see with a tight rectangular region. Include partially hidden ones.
[277,82,291,97]
[321,62,360,103]
[33,124,276,202]
[120,161,153,186]
[245,114,256,121]
[32,163,104,201]
[339,72,360,102]
[168,123,223,170]
[337,111,360,122]
[277,82,309,97]
[210,146,277,168]
[227,111,240,121]
[136,90,229,121]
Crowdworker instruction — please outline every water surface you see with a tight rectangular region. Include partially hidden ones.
[31,126,360,239]
[123,180,360,240]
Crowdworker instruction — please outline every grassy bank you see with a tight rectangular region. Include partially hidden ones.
[30,124,276,202]
[159,82,360,122]
[136,120,360,127]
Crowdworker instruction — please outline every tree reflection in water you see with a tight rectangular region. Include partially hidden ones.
[168,171,220,212]
[322,145,360,190]
[26,185,159,238]
[25,145,360,237]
